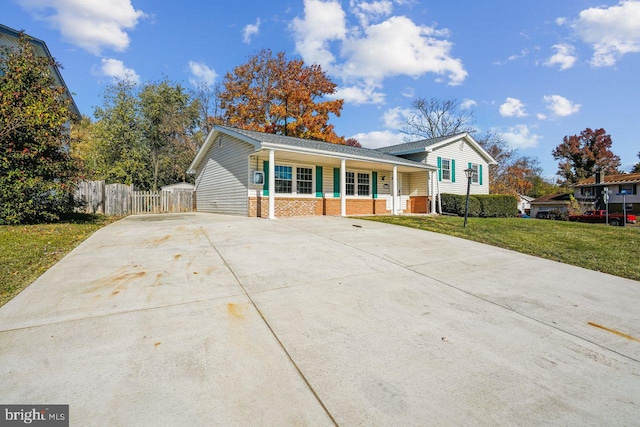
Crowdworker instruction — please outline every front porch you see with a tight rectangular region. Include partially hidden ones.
[248,147,436,218]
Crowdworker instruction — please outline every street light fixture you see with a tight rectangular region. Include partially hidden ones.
[463,167,473,228]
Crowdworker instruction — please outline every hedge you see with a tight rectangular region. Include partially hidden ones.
[438,193,518,218]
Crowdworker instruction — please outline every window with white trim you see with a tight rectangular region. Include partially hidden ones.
[296,167,313,194]
[345,171,370,196]
[471,164,479,184]
[357,173,370,195]
[273,164,315,195]
[441,159,451,181]
[275,165,292,193]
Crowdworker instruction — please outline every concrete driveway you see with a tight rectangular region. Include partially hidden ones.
[1,213,639,425]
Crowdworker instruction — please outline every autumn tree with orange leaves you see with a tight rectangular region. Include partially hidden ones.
[220,49,345,143]
[553,128,621,185]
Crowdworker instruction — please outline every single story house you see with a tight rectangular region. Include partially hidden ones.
[517,194,534,214]
[529,193,590,218]
[573,172,639,214]
[187,126,496,218]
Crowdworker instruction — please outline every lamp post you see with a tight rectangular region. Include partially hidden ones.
[463,167,473,228]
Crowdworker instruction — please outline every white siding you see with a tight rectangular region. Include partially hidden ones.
[426,141,489,195]
[195,134,253,215]
[408,172,428,196]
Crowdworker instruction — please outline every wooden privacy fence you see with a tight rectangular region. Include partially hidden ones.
[75,181,196,215]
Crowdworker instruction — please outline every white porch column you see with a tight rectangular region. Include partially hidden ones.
[340,158,347,217]
[268,149,275,219]
[430,170,437,214]
[392,166,398,215]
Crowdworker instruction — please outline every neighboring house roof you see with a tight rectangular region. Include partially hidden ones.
[574,172,640,187]
[0,23,80,118]
[188,125,437,174]
[375,132,497,165]
[518,194,535,203]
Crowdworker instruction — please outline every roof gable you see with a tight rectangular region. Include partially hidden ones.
[376,132,497,164]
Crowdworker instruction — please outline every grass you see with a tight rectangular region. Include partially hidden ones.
[0,213,119,307]
[362,215,640,281]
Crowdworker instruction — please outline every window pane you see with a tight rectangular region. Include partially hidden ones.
[472,164,479,183]
[442,159,450,181]
[297,167,313,194]
[275,165,292,193]
[346,172,355,196]
[357,173,370,196]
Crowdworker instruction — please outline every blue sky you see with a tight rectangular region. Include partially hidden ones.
[4,0,640,178]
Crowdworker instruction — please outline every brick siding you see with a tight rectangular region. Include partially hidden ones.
[249,196,391,217]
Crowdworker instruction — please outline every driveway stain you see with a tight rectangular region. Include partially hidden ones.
[227,303,245,320]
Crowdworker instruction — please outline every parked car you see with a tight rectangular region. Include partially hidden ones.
[535,211,563,220]
[568,210,637,226]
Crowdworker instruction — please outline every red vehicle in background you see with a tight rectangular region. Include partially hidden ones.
[568,210,637,226]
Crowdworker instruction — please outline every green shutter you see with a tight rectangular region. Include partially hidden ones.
[372,171,378,199]
[479,165,483,185]
[316,166,323,197]
[333,168,340,197]
[437,157,442,181]
[263,161,269,196]
[451,159,456,183]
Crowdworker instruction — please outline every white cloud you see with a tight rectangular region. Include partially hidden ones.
[291,0,347,69]
[544,44,577,70]
[340,16,466,84]
[382,106,412,129]
[351,130,405,149]
[501,124,542,149]
[291,0,467,105]
[573,0,640,66]
[332,84,385,105]
[97,58,140,83]
[556,17,567,26]
[19,0,145,55]
[351,0,393,26]
[243,18,261,44]
[536,113,547,120]
[401,86,414,98]
[188,61,218,87]
[542,94,581,117]
[499,97,527,117]
[461,98,477,110]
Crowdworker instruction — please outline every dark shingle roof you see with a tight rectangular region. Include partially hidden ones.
[375,133,467,154]
[219,126,432,169]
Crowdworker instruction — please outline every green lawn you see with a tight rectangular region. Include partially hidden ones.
[362,216,640,281]
[0,214,118,307]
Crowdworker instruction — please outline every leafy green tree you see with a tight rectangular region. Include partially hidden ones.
[632,152,640,173]
[139,80,199,189]
[87,79,200,190]
[0,34,77,224]
[92,79,149,188]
